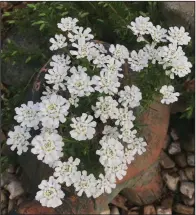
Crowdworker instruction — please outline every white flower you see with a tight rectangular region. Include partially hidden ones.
[119,127,137,144]
[115,107,135,128]
[105,162,128,181]
[50,54,71,68]
[127,16,153,36]
[14,101,40,129]
[102,125,119,140]
[93,43,107,54]
[96,138,124,167]
[118,85,142,108]
[69,65,87,74]
[92,71,120,95]
[160,85,180,105]
[35,176,65,208]
[70,113,97,141]
[124,148,136,164]
[167,26,191,45]
[149,25,167,43]
[41,86,58,101]
[143,43,157,64]
[40,127,58,135]
[31,132,64,165]
[102,57,123,78]
[68,96,79,107]
[45,66,69,90]
[109,44,129,64]
[74,170,97,197]
[7,126,30,155]
[128,137,147,155]
[92,96,119,123]
[39,94,70,128]
[67,70,94,97]
[93,54,111,68]
[86,47,101,61]
[53,157,80,185]
[94,173,116,197]
[70,37,95,59]
[57,17,79,32]
[68,27,94,42]
[167,56,192,79]
[49,34,67,51]
[128,50,149,72]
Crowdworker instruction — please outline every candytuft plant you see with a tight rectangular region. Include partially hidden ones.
[6,16,192,208]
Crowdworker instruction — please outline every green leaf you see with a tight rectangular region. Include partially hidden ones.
[32,20,45,26]
[7,20,15,24]
[2,12,11,17]
[27,4,36,9]
[25,56,32,63]
[39,23,45,31]
[39,13,46,16]
[11,51,17,56]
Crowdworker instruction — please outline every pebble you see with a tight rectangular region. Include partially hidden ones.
[143,205,156,214]
[156,206,172,215]
[8,199,15,212]
[168,142,181,155]
[180,182,195,199]
[179,169,189,181]
[4,180,24,200]
[1,172,18,187]
[187,154,195,166]
[173,203,194,214]
[162,172,180,191]
[161,195,173,208]
[184,167,195,181]
[7,165,16,174]
[182,194,195,206]
[174,152,187,168]
[160,151,175,169]
[170,129,179,141]
[110,206,120,215]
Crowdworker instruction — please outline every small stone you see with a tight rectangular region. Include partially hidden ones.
[17,197,25,206]
[110,206,120,215]
[170,129,179,141]
[187,154,195,166]
[1,190,8,210]
[168,142,181,155]
[100,207,110,214]
[4,180,25,200]
[160,151,175,169]
[184,167,195,181]
[179,169,189,181]
[174,152,187,168]
[156,206,172,215]
[173,203,194,214]
[143,205,156,214]
[1,172,18,187]
[8,199,15,212]
[180,182,195,199]
[182,194,195,206]
[162,172,180,191]
[161,195,174,208]
[1,208,8,215]
[7,165,16,174]
[111,194,128,210]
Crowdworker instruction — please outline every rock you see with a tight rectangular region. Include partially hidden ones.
[7,165,16,174]
[170,129,179,141]
[110,206,120,215]
[160,151,175,169]
[1,208,8,215]
[4,180,25,200]
[180,182,195,199]
[1,172,18,187]
[187,154,195,166]
[143,205,156,214]
[160,2,195,38]
[1,190,8,210]
[174,152,187,168]
[168,142,181,155]
[100,207,110,214]
[156,206,172,215]
[184,167,195,181]
[182,194,195,206]
[2,27,41,87]
[162,172,180,191]
[128,207,139,215]
[179,169,189,181]
[161,195,174,208]
[173,203,194,214]
[17,197,25,206]
[8,199,15,212]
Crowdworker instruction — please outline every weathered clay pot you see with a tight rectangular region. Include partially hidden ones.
[15,43,170,214]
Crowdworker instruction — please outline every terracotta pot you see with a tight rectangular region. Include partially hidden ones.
[15,44,170,214]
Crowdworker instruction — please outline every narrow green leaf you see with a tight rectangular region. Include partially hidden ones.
[25,56,32,63]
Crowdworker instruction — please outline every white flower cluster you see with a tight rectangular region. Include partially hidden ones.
[6,16,191,208]
[127,16,192,104]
